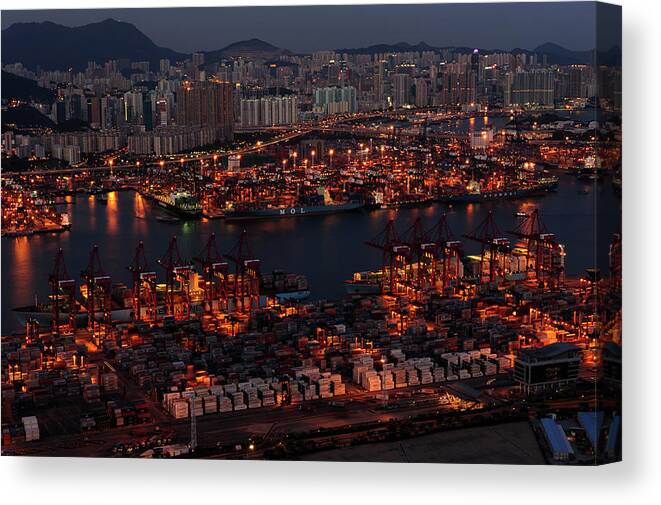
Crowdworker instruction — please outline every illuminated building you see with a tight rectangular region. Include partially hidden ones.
[514,343,581,395]
[176,80,234,142]
[504,68,555,108]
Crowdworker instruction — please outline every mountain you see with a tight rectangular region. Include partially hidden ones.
[1,71,55,103]
[337,41,437,55]
[1,19,186,71]
[531,42,594,65]
[2,104,55,131]
[204,38,289,63]
[336,40,615,67]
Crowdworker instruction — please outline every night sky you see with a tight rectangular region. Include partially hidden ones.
[1,2,619,53]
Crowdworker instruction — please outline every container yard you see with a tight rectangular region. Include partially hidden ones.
[1,208,621,463]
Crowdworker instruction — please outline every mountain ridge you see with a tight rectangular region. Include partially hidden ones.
[2,19,619,70]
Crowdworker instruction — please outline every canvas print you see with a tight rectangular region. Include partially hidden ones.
[0,2,621,464]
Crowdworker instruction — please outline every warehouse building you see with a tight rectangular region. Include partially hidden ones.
[514,342,581,395]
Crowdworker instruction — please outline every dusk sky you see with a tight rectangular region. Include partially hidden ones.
[0,3,617,54]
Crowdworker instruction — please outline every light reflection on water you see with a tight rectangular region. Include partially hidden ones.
[1,172,620,332]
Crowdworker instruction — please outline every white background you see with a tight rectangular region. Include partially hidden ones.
[0,1,658,503]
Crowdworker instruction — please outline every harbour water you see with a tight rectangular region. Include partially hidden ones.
[1,170,620,333]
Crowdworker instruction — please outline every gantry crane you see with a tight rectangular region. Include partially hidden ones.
[80,245,112,334]
[401,217,427,293]
[128,241,157,322]
[194,233,229,313]
[509,209,564,288]
[426,213,464,293]
[225,230,261,313]
[463,211,510,284]
[158,237,194,319]
[49,248,77,336]
[366,219,410,295]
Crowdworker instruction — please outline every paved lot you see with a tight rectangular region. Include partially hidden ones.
[302,421,545,465]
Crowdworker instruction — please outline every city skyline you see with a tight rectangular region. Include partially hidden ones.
[1,3,620,54]
[1,2,622,465]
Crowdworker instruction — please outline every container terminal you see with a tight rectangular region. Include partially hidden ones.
[0,106,621,225]
[1,211,621,463]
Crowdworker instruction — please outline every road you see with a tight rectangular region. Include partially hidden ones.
[0,106,473,178]
[6,377,509,458]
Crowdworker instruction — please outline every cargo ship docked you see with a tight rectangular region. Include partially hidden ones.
[344,271,383,295]
[437,177,559,203]
[149,190,202,218]
[224,188,363,221]
[13,301,133,328]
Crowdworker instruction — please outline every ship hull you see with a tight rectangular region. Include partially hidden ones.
[274,290,311,302]
[224,202,363,221]
[437,182,558,203]
[13,307,133,328]
[140,191,202,219]
[154,199,202,218]
[344,283,382,295]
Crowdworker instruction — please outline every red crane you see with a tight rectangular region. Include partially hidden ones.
[366,219,410,295]
[128,241,157,322]
[49,248,77,336]
[194,233,229,313]
[225,230,261,313]
[463,211,510,284]
[80,245,112,333]
[401,217,427,291]
[158,236,193,319]
[509,209,564,288]
[426,213,464,292]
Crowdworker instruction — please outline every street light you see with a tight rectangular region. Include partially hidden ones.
[328,149,334,168]
[311,149,316,167]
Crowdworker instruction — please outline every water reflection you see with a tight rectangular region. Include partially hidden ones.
[1,174,620,333]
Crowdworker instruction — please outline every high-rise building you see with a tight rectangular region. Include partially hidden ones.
[373,60,386,108]
[176,80,234,142]
[504,69,555,108]
[313,86,358,115]
[414,78,428,107]
[439,63,477,107]
[239,96,299,127]
[391,73,411,107]
[159,59,171,74]
[192,52,205,67]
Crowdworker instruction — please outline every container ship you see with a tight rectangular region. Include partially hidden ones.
[261,270,311,302]
[151,190,202,218]
[224,188,363,221]
[437,177,559,203]
[344,271,383,295]
[13,299,133,328]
